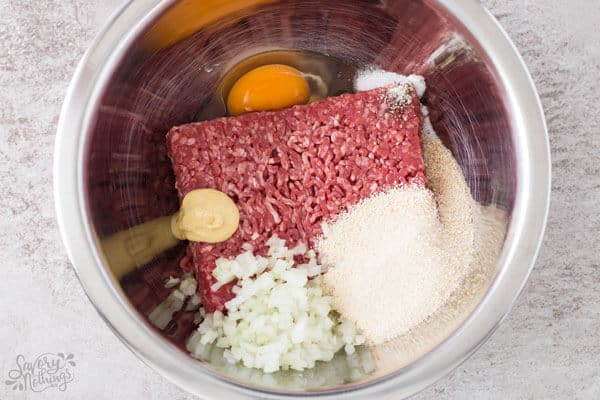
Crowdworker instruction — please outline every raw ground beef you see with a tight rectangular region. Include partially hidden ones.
[167,84,425,312]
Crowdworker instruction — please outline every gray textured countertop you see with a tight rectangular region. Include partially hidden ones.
[1,1,598,399]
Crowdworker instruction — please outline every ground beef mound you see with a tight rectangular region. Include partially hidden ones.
[167,84,425,312]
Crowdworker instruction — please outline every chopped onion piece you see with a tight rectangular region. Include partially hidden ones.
[164,276,180,288]
[179,277,197,296]
[212,259,236,284]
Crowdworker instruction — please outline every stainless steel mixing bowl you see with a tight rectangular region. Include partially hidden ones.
[54,0,550,398]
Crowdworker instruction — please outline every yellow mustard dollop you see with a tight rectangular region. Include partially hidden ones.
[171,188,240,243]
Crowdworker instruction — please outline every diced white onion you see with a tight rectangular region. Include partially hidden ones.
[164,276,180,288]
[179,277,197,296]
[187,235,363,373]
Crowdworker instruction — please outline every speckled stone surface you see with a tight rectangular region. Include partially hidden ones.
[0,1,598,399]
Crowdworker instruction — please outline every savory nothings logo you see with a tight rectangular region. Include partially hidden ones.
[4,353,76,392]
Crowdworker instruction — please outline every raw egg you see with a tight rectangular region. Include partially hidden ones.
[227,64,310,115]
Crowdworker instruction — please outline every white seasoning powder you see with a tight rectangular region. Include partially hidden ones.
[354,68,427,98]
[319,135,475,345]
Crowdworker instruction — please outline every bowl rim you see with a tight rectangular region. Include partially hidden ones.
[53,0,551,398]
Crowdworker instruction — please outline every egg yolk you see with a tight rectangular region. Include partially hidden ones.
[227,64,310,115]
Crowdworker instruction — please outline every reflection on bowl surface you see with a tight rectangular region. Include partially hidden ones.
[56,0,549,398]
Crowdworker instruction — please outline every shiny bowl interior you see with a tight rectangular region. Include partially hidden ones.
[54,0,550,398]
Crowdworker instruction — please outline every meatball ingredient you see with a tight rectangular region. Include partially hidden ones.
[171,188,240,243]
[227,64,310,115]
[319,134,475,345]
[187,235,364,373]
[354,67,426,98]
